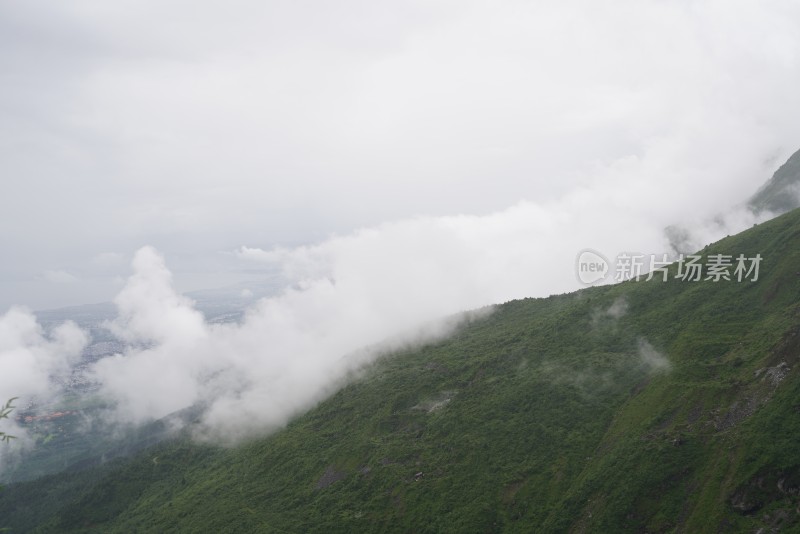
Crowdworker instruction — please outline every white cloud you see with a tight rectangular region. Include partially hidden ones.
[0,306,89,469]
[605,297,629,320]
[90,165,759,442]
[89,246,489,442]
[638,338,671,374]
[0,307,88,401]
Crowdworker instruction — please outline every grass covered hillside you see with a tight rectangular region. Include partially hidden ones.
[3,208,800,533]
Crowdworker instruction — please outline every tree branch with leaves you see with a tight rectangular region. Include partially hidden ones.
[0,397,17,443]
[1,397,17,533]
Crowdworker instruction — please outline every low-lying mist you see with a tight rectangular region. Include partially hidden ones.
[89,245,495,444]
[0,186,780,466]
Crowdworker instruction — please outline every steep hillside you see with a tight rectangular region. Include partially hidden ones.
[3,208,800,532]
[749,148,800,214]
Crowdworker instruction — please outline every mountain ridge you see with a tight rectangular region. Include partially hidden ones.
[749,147,800,214]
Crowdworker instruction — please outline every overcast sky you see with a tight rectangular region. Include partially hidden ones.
[2,0,800,310]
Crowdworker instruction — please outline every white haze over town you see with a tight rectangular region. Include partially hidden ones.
[2,1,800,450]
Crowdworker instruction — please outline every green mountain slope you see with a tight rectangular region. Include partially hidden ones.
[3,209,800,532]
[749,148,800,214]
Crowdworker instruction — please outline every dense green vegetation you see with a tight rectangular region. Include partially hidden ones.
[3,208,800,532]
[1,397,199,484]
